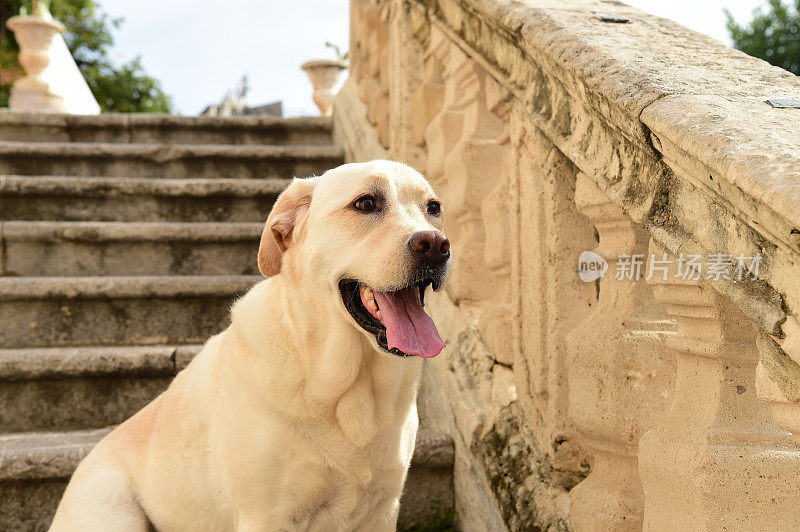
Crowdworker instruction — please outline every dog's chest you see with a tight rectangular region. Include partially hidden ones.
[274,442,408,529]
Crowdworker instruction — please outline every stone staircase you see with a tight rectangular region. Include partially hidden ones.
[0,113,453,531]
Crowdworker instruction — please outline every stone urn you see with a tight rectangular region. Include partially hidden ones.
[6,15,67,113]
[301,59,347,117]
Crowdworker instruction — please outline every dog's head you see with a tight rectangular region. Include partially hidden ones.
[258,160,450,359]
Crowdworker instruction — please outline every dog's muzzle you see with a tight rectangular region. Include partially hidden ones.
[339,265,449,359]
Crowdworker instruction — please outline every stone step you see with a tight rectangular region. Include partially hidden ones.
[0,176,286,222]
[399,431,456,530]
[0,275,260,349]
[0,344,201,433]
[0,142,343,179]
[0,427,112,531]
[1,222,263,276]
[0,113,335,145]
[0,428,453,531]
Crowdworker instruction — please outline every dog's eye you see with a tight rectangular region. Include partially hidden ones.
[354,195,377,213]
[427,201,441,216]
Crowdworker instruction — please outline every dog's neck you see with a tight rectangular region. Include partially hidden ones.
[230,275,422,448]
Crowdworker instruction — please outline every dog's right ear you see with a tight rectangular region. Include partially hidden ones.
[258,177,318,277]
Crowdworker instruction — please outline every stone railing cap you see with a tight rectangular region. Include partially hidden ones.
[642,95,800,232]
[424,0,800,246]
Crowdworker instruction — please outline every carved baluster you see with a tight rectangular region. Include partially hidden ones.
[387,0,428,168]
[511,125,596,429]
[439,62,504,306]
[567,175,675,531]
[473,78,513,363]
[638,247,800,529]
[422,31,462,187]
[354,1,390,148]
[411,50,445,162]
[756,316,800,444]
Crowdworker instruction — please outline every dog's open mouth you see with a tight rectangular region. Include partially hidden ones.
[339,279,445,358]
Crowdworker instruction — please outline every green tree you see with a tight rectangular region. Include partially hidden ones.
[726,0,800,75]
[0,0,173,112]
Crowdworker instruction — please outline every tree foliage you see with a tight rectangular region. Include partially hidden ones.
[0,0,173,112]
[726,0,800,75]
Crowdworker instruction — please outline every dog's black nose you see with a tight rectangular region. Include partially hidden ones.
[408,231,450,267]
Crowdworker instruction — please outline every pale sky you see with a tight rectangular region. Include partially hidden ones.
[98,1,769,117]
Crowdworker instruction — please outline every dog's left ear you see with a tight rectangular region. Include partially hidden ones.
[258,177,318,277]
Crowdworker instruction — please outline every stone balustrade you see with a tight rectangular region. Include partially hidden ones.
[334,0,800,529]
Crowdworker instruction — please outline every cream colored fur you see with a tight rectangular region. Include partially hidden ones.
[49,160,447,531]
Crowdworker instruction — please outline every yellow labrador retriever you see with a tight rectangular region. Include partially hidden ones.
[49,160,450,531]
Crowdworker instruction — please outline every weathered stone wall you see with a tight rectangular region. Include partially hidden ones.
[335,1,800,530]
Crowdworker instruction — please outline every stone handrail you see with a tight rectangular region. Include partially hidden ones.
[335,0,800,529]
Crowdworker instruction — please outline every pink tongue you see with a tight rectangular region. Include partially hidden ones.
[373,287,445,358]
